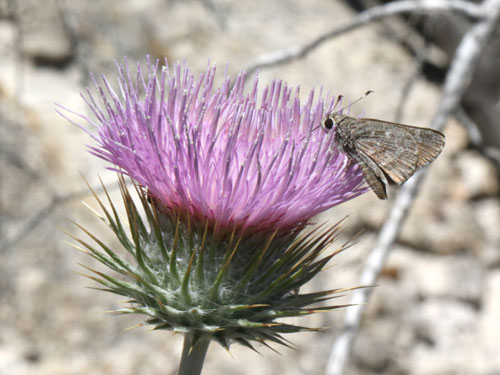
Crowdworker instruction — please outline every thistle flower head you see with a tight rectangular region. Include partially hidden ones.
[74,58,366,233]
[64,58,368,352]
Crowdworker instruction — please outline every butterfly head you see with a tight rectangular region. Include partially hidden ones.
[322,90,373,132]
[322,113,347,132]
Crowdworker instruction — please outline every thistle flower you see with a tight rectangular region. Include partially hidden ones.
[63,58,368,374]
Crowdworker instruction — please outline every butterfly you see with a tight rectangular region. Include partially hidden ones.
[324,114,445,199]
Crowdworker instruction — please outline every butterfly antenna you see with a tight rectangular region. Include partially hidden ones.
[308,94,345,135]
[331,90,373,116]
[309,91,373,136]
[330,94,344,115]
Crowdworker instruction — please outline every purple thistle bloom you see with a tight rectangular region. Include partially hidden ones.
[70,59,367,232]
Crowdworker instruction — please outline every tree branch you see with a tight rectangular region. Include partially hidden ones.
[244,0,486,78]
[325,0,500,374]
[2,183,111,252]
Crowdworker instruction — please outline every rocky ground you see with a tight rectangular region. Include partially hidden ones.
[1,0,500,374]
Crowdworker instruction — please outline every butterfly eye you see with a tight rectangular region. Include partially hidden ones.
[324,118,334,130]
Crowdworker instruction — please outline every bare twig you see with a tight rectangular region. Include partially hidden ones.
[0,148,58,192]
[56,0,91,84]
[6,0,25,102]
[456,106,483,145]
[394,43,430,123]
[326,1,500,374]
[1,182,112,252]
[244,0,485,78]
[200,0,227,29]
[455,106,500,167]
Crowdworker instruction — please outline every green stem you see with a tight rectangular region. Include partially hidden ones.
[178,333,211,375]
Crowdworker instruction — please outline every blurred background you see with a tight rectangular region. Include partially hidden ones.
[1,0,500,374]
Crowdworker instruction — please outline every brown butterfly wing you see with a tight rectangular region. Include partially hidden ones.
[405,127,445,169]
[346,119,420,185]
[352,150,389,199]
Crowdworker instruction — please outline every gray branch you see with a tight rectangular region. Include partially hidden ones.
[325,0,500,374]
[394,43,430,123]
[1,183,111,252]
[244,0,486,78]
[455,107,500,167]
